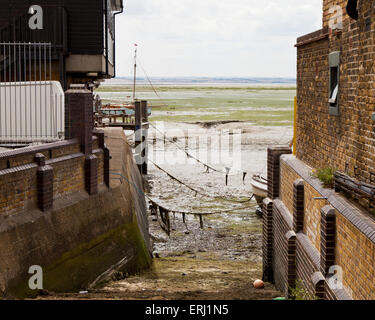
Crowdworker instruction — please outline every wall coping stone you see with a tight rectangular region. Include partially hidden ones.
[296,233,320,269]
[0,139,79,160]
[295,27,329,47]
[326,275,353,300]
[286,230,297,240]
[281,154,375,244]
[311,271,325,286]
[273,199,293,229]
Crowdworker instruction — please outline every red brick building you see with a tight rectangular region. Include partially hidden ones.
[263,0,375,300]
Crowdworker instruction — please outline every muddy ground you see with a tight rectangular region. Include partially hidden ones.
[36,122,292,300]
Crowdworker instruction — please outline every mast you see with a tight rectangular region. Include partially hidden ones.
[133,44,138,101]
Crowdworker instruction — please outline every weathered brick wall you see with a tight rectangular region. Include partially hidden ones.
[268,1,375,300]
[295,233,321,295]
[280,161,322,252]
[336,212,375,299]
[0,138,106,216]
[323,0,348,28]
[51,156,85,197]
[297,1,375,185]
[277,154,375,300]
[272,200,292,296]
[0,129,151,297]
[0,166,38,216]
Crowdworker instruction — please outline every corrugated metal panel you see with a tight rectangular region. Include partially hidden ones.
[0,81,65,143]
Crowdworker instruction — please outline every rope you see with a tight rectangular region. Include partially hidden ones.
[147,196,257,216]
[149,159,253,203]
[124,136,252,202]
[148,122,246,177]
[109,172,256,216]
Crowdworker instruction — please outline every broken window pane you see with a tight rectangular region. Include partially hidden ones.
[329,84,338,104]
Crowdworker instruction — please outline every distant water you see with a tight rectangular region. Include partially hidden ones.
[104,77,296,87]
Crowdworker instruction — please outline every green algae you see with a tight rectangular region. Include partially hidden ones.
[7,211,151,299]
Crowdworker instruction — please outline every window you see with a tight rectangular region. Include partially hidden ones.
[329,52,340,116]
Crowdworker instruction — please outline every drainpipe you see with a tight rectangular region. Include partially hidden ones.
[346,0,358,20]
[113,3,124,78]
[105,0,109,77]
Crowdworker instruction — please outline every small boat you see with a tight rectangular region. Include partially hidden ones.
[251,174,268,206]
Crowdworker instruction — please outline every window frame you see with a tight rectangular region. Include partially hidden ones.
[328,51,340,116]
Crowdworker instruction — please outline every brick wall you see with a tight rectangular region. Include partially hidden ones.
[265,0,375,300]
[297,1,375,185]
[0,137,106,217]
[280,160,323,252]
[323,0,348,28]
[272,152,375,300]
[0,128,152,298]
[336,213,375,299]
[272,199,293,296]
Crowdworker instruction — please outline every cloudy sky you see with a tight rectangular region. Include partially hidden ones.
[115,0,322,78]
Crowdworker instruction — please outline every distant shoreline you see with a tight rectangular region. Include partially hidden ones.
[96,84,296,92]
[102,77,296,88]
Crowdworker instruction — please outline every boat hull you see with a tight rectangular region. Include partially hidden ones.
[251,174,268,206]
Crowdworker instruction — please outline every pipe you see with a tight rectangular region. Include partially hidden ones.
[113,3,124,78]
[346,0,358,20]
[293,96,297,156]
[105,0,109,77]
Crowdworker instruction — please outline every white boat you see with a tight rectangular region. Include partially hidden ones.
[251,174,268,206]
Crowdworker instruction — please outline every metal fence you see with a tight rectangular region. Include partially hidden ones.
[0,42,64,145]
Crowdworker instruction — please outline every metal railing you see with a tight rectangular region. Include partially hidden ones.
[0,42,64,145]
[0,6,68,53]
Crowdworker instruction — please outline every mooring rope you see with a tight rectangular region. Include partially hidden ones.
[148,122,247,178]
[110,172,256,235]
[148,159,253,204]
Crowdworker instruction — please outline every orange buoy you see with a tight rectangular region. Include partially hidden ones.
[253,279,265,289]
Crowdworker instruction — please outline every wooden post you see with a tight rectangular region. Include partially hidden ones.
[141,100,148,175]
[141,100,148,122]
[135,101,143,174]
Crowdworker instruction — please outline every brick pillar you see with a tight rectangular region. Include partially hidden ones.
[85,154,98,195]
[35,153,53,211]
[286,230,297,298]
[104,146,110,188]
[93,130,105,149]
[311,272,325,299]
[267,146,292,199]
[262,198,274,282]
[94,130,111,188]
[65,85,93,155]
[293,179,305,233]
[65,85,98,195]
[320,205,336,275]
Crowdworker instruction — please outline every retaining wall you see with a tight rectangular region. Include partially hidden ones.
[0,89,151,298]
[263,146,375,300]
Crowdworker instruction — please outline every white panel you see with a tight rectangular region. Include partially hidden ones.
[0,81,65,143]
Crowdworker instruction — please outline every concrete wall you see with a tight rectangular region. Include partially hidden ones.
[0,129,151,298]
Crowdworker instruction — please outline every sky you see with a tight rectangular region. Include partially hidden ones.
[114,0,322,78]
